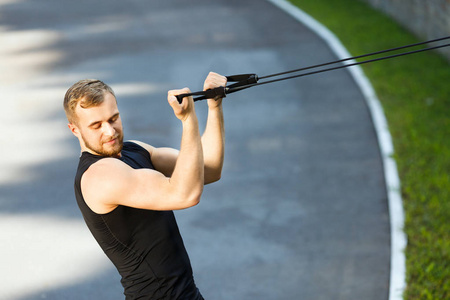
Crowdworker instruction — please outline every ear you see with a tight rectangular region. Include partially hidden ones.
[68,123,80,138]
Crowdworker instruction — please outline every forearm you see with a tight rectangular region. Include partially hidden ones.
[170,114,204,204]
[202,105,225,183]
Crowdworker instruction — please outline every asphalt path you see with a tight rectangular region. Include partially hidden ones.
[0,0,390,299]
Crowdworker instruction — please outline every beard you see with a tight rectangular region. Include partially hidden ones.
[82,132,124,157]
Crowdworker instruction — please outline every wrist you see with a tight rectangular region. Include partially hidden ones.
[208,103,223,112]
[181,112,199,126]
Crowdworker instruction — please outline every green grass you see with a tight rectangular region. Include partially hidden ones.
[288,0,450,299]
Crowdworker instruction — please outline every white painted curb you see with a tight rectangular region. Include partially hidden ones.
[265,0,407,299]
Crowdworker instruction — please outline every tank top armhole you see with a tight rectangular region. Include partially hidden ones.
[123,141,154,167]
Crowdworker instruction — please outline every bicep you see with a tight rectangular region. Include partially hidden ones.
[82,160,191,212]
[116,167,173,210]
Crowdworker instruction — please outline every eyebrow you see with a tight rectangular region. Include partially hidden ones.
[88,112,120,128]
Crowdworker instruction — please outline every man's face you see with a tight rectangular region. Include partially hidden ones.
[71,92,124,157]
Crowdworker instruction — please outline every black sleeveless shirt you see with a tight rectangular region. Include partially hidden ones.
[74,142,203,300]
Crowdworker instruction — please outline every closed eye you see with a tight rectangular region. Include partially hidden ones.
[109,113,120,123]
[88,113,120,129]
[88,121,102,129]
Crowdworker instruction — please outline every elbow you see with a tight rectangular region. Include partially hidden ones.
[189,195,201,207]
[169,189,202,210]
[212,170,222,182]
[185,184,204,208]
[206,173,221,184]
[187,191,202,207]
[204,167,222,184]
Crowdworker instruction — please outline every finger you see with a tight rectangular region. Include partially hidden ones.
[168,88,191,102]
[204,73,227,90]
[168,88,188,98]
[168,94,179,107]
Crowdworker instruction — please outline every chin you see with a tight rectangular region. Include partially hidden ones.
[86,141,123,157]
[104,144,123,157]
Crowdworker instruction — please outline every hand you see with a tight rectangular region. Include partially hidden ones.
[203,72,227,108]
[168,88,195,121]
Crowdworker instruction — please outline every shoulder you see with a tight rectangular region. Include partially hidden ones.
[79,158,122,213]
[81,158,129,198]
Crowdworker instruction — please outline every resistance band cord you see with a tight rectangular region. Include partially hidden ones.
[175,36,450,103]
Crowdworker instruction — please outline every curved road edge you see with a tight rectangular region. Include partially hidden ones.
[265,1,407,299]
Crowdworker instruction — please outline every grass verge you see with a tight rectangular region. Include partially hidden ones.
[288,0,450,299]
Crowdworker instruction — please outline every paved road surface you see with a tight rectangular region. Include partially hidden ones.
[0,0,390,299]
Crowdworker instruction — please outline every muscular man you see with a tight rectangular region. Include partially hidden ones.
[63,72,226,299]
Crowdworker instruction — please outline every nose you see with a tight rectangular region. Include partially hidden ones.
[102,122,116,137]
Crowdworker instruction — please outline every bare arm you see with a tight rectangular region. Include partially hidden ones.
[135,72,226,184]
[81,88,204,213]
[202,72,226,183]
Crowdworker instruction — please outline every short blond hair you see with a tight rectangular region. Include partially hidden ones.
[63,79,115,124]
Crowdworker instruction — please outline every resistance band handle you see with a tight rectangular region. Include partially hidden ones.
[175,86,227,104]
[174,73,258,103]
[226,74,258,84]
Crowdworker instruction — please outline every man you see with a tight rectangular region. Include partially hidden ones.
[64,72,227,299]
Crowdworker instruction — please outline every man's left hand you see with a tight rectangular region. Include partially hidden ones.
[203,72,227,108]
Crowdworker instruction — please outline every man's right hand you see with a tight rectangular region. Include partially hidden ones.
[168,88,195,121]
